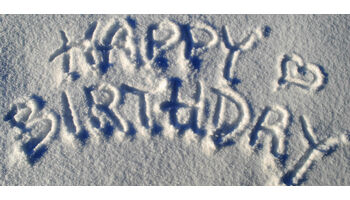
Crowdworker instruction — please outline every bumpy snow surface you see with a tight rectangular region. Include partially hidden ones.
[0,15,350,185]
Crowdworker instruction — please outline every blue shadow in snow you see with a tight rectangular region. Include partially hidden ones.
[22,138,48,166]
[160,77,206,138]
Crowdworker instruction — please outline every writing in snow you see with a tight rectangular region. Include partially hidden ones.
[4,17,345,186]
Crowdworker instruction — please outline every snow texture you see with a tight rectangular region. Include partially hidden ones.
[0,15,350,185]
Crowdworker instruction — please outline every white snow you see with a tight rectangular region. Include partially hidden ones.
[0,14,350,185]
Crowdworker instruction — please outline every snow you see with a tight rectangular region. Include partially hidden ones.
[0,14,349,185]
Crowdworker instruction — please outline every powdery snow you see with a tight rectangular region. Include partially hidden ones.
[0,15,349,185]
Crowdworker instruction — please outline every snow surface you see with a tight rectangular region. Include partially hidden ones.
[0,15,350,185]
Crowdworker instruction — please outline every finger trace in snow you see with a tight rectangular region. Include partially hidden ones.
[4,96,59,165]
[275,53,328,92]
[281,116,345,186]
[2,15,349,186]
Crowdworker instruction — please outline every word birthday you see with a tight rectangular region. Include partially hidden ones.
[4,17,348,186]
